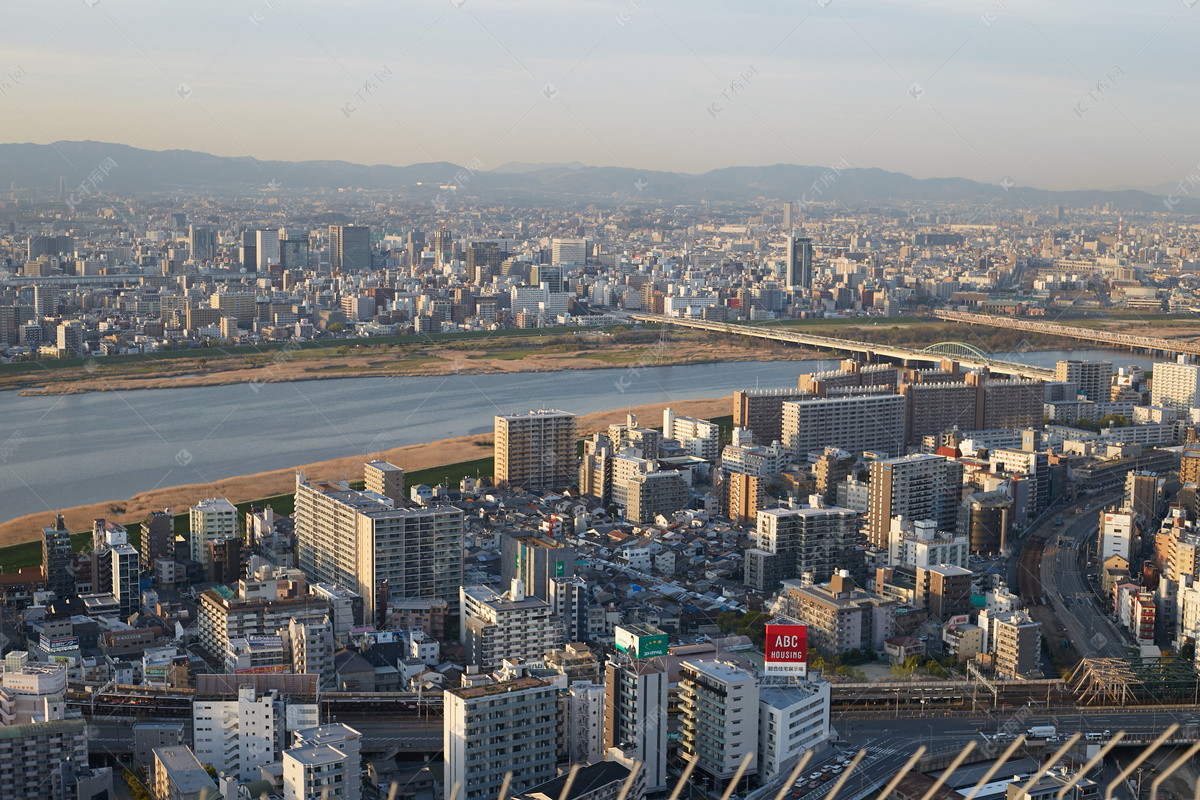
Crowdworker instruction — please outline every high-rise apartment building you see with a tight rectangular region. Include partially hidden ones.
[444,667,557,800]
[757,680,831,783]
[1055,359,1113,402]
[782,393,906,458]
[867,454,963,549]
[734,389,810,447]
[194,687,315,780]
[604,653,670,793]
[1151,358,1200,412]
[140,509,175,573]
[494,410,577,491]
[460,580,560,671]
[679,660,759,785]
[293,476,464,620]
[189,498,238,569]
[663,408,721,460]
[42,514,74,599]
[744,499,860,592]
[363,460,404,504]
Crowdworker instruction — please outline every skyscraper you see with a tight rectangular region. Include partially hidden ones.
[551,237,586,265]
[240,230,257,272]
[494,410,578,491]
[786,235,813,291]
[188,224,217,263]
[256,229,280,272]
[329,225,371,271]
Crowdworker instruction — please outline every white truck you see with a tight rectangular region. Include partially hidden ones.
[1027,725,1057,739]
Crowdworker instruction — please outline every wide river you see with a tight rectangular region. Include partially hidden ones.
[0,348,1155,523]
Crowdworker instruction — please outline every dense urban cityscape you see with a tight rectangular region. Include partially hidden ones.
[2,170,1200,800]
[4,1,1200,799]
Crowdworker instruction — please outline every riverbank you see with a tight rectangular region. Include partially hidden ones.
[0,395,732,549]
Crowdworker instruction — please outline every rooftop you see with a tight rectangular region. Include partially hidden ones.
[445,675,549,700]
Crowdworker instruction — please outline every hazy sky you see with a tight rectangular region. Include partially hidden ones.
[2,0,1196,191]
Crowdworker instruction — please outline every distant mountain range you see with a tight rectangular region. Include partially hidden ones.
[1,140,1194,213]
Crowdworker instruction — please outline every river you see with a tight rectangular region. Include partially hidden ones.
[0,348,1156,523]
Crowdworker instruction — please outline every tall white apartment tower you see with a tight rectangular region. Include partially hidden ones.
[1151,357,1200,412]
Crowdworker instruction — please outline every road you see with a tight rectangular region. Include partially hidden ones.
[1040,501,1129,659]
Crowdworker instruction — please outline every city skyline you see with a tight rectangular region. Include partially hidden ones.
[1,0,1196,192]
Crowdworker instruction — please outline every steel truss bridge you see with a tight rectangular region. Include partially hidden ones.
[934,309,1200,357]
[630,313,1054,379]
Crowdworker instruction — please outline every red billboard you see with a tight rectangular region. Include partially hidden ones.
[764,624,808,675]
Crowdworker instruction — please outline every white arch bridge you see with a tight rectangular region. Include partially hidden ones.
[628,314,1054,379]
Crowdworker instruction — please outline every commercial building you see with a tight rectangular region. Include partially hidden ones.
[604,653,669,793]
[189,498,238,569]
[785,236,813,291]
[679,660,759,785]
[294,475,464,620]
[782,393,906,458]
[1101,509,1135,563]
[501,535,576,602]
[958,490,1013,555]
[867,454,963,550]
[329,225,371,272]
[444,667,557,800]
[494,410,578,491]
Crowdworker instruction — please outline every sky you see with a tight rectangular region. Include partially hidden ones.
[1,0,1197,192]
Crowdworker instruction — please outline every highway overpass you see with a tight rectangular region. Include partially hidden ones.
[630,313,1055,379]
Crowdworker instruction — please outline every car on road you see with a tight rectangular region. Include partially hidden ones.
[810,773,822,780]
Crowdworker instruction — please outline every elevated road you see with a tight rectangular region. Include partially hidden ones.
[630,313,1054,379]
[934,309,1200,357]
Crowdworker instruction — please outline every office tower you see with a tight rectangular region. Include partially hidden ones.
[240,230,257,272]
[1055,359,1113,402]
[530,263,565,292]
[783,200,794,228]
[460,580,560,670]
[604,652,670,793]
[279,231,309,270]
[189,498,238,568]
[56,320,84,357]
[188,224,217,263]
[744,500,860,592]
[26,234,74,260]
[42,514,74,599]
[734,388,811,446]
[467,242,505,283]
[958,490,1013,555]
[785,235,813,290]
[363,460,405,504]
[781,393,906,458]
[294,476,465,620]
[431,228,453,266]
[551,237,587,264]
[406,230,426,268]
[256,229,280,272]
[501,535,575,601]
[867,454,963,549]
[140,509,175,573]
[494,410,578,491]
[679,660,759,786]
[329,224,371,271]
[664,408,721,460]
[153,746,219,800]
[1152,358,1200,412]
[444,667,557,800]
